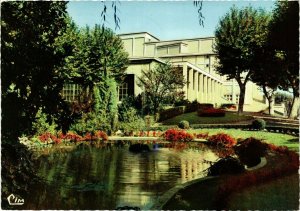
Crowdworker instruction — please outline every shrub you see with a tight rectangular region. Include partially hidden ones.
[207,133,236,147]
[158,106,185,121]
[234,138,268,167]
[207,156,245,176]
[197,107,225,117]
[118,107,145,132]
[178,120,190,129]
[198,103,214,110]
[70,112,111,135]
[164,129,194,142]
[251,119,266,130]
[32,108,57,135]
[185,101,199,113]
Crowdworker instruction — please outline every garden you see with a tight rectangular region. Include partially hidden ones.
[2,1,299,210]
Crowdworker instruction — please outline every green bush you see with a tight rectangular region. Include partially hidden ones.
[118,107,145,132]
[32,108,57,135]
[178,120,190,129]
[252,119,266,130]
[70,112,111,135]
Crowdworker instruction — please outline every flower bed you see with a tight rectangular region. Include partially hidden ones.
[197,108,226,117]
[207,133,236,148]
[38,130,108,145]
[164,129,194,142]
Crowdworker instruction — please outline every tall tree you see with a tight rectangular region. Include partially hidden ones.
[214,6,270,114]
[1,1,68,139]
[267,1,299,118]
[137,62,185,114]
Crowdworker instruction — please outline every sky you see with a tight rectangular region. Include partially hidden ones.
[67,1,275,41]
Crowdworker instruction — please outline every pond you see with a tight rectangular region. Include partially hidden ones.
[24,143,218,209]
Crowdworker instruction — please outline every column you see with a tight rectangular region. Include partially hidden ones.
[203,76,207,103]
[194,71,199,102]
[199,74,203,103]
[183,64,188,100]
[188,68,193,101]
[207,78,211,103]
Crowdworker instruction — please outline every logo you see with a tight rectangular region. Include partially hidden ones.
[7,194,24,206]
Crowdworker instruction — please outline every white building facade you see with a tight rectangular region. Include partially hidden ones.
[119,32,268,111]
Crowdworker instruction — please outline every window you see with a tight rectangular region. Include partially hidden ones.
[235,94,240,104]
[118,82,128,101]
[224,94,232,102]
[62,84,81,102]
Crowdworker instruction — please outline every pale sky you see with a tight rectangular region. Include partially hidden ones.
[67,1,275,40]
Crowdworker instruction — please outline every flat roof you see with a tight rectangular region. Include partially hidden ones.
[118,32,215,43]
[118,32,160,41]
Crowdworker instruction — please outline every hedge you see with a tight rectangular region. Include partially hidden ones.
[158,106,185,121]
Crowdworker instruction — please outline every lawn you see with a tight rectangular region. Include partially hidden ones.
[188,128,299,151]
[161,111,253,125]
[228,174,299,210]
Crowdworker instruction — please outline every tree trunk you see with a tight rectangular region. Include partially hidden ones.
[262,85,274,115]
[288,94,296,119]
[238,84,246,115]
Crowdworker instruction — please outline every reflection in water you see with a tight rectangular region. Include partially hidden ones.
[25,145,218,209]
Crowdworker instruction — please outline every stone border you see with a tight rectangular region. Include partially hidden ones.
[149,156,267,210]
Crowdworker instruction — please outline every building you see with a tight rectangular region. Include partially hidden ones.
[118,32,269,112]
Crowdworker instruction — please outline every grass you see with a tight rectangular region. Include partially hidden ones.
[228,174,299,210]
[188,128,299,152]
[161,111,253,125]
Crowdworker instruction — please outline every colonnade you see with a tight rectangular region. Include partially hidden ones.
[182,63,223,105]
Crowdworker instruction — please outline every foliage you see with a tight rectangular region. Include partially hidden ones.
[197,108,225,117]
[207,133,236,148]
[70,112,111,135]
[137,62,185,114]
[164,129,194,142]
[178,120,190,129]
[1,1,69,139]
[195,132,209,139]
[1,142,39,208]
[118,107,145,132]
[37,130,108,144]
[266,1,299,118]
[32,108,58,135]
[234,137,268,167]
[251,119,266,130]
[207,156,245,176]
[214,6,270,114]
[198,103,214,110]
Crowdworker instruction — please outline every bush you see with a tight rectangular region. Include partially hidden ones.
[164,129,194,142]
[251,119,266,130]
[178,120,190,129]
[70,112,111,135]
[207,133,236,147]
[118,107,145,132]
[234,138,268,167]
[185,101,199,113]
[207,156,245,176]
[198,103,214,110]
[197,107,225,117]
[158,106,185,121]
[32,108,57,135]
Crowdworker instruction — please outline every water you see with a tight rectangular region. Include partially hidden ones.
[24,144,218,209]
